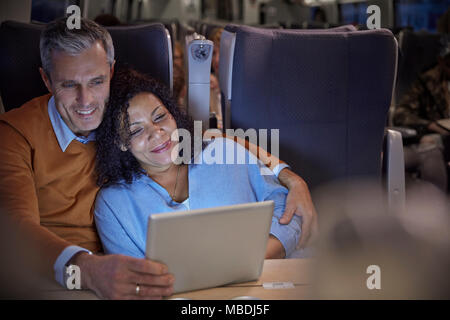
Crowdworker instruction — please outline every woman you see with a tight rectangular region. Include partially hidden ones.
[94,68,301,261]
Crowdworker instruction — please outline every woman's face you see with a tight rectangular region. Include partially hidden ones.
[124,92,178,173]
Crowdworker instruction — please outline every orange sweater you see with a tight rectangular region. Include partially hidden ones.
[0,94,102,279]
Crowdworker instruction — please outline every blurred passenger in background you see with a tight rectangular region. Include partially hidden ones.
[394,37,450,192]
[94,14,122,27]
[173,41,186,106]
[313,7,327,24]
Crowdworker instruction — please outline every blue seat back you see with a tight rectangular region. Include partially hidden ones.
[396,30,442,102]
[0,21,171,111]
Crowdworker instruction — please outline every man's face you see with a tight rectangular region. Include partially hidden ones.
[40,41,114,137]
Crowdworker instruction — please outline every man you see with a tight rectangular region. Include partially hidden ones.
[393,37,450,192]
[0,17,317,299]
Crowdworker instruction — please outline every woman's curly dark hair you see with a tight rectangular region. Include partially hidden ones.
[95,67,195,187]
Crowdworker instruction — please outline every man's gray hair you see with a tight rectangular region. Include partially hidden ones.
[40,17,114,77]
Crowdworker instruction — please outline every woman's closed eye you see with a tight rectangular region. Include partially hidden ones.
[129,111,167,138]
[130,128,143,137]
[154,113,166,122]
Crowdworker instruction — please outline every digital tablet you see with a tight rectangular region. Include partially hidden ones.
[145,201,274,293]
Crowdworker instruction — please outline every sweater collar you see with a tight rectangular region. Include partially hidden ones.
[47,96,96,152]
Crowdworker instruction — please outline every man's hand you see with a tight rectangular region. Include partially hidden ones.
[277,168,318,249]
[427,121,450,135]
[72,252,174,300]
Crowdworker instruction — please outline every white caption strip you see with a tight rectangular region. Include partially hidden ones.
[262,282,295,289]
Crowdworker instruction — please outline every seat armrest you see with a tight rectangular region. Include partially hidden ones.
[384,129,406,213]
[386,126,417,139]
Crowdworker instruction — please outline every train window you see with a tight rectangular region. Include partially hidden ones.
[394,0,450,32]
[31,0,80,23]
[338,1,368,26]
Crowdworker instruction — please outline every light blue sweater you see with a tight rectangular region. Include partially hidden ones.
[94,138,302,258]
